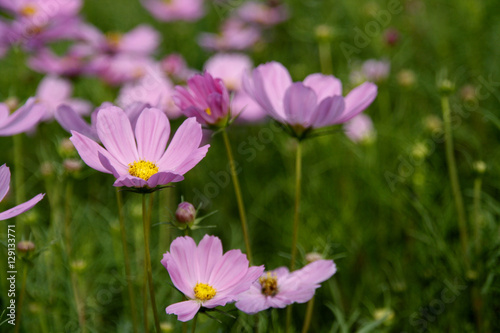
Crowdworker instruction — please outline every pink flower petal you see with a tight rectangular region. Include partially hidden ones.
[339,82,377,123]
[303,73,343,101]
[0,193,45,221]
[146,172,184,188]
[135,107,170,162]
[310,96,345,128]
[283,82,317,126]
[0,164,11,202]
[166,300,201,322]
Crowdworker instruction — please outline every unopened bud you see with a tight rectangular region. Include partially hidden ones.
[63,159,83,173]
[373,308,395,325]
[438,79,455,95]
[397,69,416,89]
[315,25,334,42]
[71,259,87,273]
[175,202,196,224]
[160,322,174,332]
[305,252,324,263]
[17,240,35,253]
[59,138,75,157]
[4,97,19,111]
[40,161,54,177]
[473,161,486,174]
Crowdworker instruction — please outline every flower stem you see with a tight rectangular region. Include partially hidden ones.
[14,262,28,333]
[143,193,161,333]
[290,140,303,270]
[222,128,253,264]
[301,296,315,333]
[473,177,483,255]
[116,189,139,333]
[441,95,469,263]
[191,315,198,333]
[13,134,27,237]
[318,41,332,75]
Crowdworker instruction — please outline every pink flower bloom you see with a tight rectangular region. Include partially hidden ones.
[198,19,261,52]
[244,62,377,136]
[0,98,46,136]
[0,164,44,221]
[231,92,267,123]
[36,75,91,121]
[117,72,182,119]
[162,235,264,322]
[344,114,376,143]
[70,106,209,188]
[236,260,336,314]
[174,72,231,126]
[0,0,82,18]
[160,53,195,82]
[141,0,204,22]
[236,1,288,26]
[87,54,156,86]
[361,59,390,82]
[28,47,89,77]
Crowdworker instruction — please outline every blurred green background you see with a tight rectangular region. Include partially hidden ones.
[1,0,500,332]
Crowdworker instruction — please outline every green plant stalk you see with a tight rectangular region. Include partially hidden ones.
[286,140,303,333]
[143,193,161,333]
[191,314,198,333]
[441,95,469,262]
[14,263,28,333]
[13,134,27,237]
[472,177,482,255]
[318,41,332,75]
[116,189,139,333]
[64,180,87,333]
[301,296,315,333]
[222,129,253,264]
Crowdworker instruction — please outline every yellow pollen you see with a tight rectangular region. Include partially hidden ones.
[106,32,122,48]
[194,283,216,301]
[259,272,278,297]
[20,5,37,16]
[128,160,159,181]
[204,107,212,116]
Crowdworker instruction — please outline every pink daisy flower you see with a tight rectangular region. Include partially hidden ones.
[0,164,44,221]
[70,106,209,189]
[243,61,377,137]
[235,260,336,314]
[162,235,264,322]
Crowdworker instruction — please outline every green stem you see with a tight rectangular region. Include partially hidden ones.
[318,41,332,75]
[301,296,315,333]
[441,95,469,263]
[191,315,197,333]
[64,180,87,333]
[222,129,253,264]
[14,263,28,333]
[143,193,161,333]
[472,177,482,255]
[290,141,303,270]
[13,134,27,237]
[116,189,139,333]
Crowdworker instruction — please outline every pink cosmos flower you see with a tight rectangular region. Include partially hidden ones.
[162,235,264,322]
[243,62,377,136]
[87,54,156,86]
[28,47,90,77]
[141,0,204,22]
[160,53,195,82]
[0,164,44,221]
[361,59,390,82]
[236,260,336,314]
[236,1,288,26]
[344,114,376,143]
[0,98,46,136]
[36,75,91,121]
[198,19,261,52]
[117,72,182,119]
[174,72,230,126]
[204,53,266,123]
[70,106,209,188]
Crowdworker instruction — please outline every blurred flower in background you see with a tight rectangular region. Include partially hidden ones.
[344,114,376,144]
[141,0,205,22]
[0,98,46,136]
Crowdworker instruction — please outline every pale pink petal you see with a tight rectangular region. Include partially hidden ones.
[0,99,46,136]
[283,83,317,126]
[208,249,250,291]
[235,286,269,314]
[96,106,139,165]
[303,73,343,101]
[289,260,336,285]
[310,96,345,128]
[135,107,170,162]
[120,25,160,55]
[338,82,377,123]
[113,175,147,188]
[162,236,198,297]
[166,300,201,322]
[0,193,45,221]
[56,104,98,141]
[0,164,10,202]
[146,172,184,187]
[196,235,223,282]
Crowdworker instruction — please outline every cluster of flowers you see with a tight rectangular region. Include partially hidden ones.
[162,234,336,321]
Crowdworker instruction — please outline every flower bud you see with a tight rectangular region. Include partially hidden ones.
[40,161,54,177]
[373,308,395,325]
[305,252,324,263]
[384,28,399,46]
[397,69,416,89]
[63,159,83,173]
[314,25,334,42]
[175,202,196,224]
[71,259,87,273]
[59,138,76,157]
[17,240,35,253]
[4,97,19,111]
[473,161,486,174]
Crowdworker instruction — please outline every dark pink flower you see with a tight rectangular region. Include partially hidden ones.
[0,164,44,221]
[162,235,264,322]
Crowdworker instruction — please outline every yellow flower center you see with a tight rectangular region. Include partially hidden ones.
[204,107,212,116]
[194,283,216,301]
[20,5,37,16]
[106,32,122,48]
[259,272,278,297]
[128,160,159,181]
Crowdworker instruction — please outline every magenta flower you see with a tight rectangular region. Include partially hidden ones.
[141,0,204,22]
[236,260,336,314]
[0,164,44,221]
[243,61,377,137]
[174,72,231,127]
[0,98,46,136]
[70,106,209,188]
[162,235,264,322]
